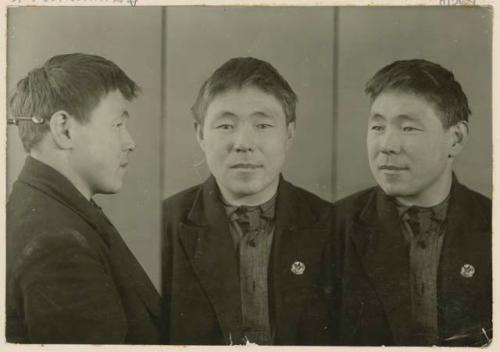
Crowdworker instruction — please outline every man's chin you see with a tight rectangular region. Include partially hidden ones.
[379,183,423,204]
[228,183,262,197]
[94,183,123,195]
[217,174,279,203]
[378,180,408,198]
[221,178,272,200]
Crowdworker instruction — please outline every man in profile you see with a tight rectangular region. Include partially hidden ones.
[162,57,334,345]
[7,53,162,344]
[333,59,491,346]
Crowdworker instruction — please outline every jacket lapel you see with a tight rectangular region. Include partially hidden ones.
[348,188,412,344]
[19,157,116,247]
[95,212,163,322]
[438,179,491,343]
[270,179,331,342]
[178,177,243,344]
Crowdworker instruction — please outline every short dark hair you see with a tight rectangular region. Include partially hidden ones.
[191,57,297,124]
[9,53,140,152]
[364,59,471,128]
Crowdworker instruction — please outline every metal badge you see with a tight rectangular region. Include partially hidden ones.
[460,264,475,278]
[291,261,306,275]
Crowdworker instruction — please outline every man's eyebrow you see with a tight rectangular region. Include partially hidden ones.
[251,111,275,118]
[215,111,237,119]
[369,113,420,123]
[397,114,420,123]
[369,113,385,121]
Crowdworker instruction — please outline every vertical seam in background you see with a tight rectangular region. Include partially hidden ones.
[331,7,339,202]
[5,8,10,201]
[159,6,167,292]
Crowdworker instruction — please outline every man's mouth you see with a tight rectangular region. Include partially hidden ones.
[379,165,408,171]
[230,163,263,170]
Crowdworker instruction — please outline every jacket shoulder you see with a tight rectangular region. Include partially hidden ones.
[8,181,101,264]
[162,183,202,221]
[276,180,332,224]
[287,181,333,209]
[459,183,490,206]
[8,181,95,238]
[332,186,378,212]
[456,183,491,225]
[329,186,379,233]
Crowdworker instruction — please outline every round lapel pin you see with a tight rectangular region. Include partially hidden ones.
[291,261,306,275]
[460,264,475,278]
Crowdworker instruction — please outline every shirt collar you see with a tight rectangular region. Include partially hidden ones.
[395,194,450,223]
[220,192,277,222]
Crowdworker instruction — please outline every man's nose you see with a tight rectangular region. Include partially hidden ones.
[233,125,254,152]
[380,129,401,154]
[123,129,136,152]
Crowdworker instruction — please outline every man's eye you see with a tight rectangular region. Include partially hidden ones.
[256,124,273,129]
[402,126,420,132]
[216,124,233,130]
[116,122,124,128]
[370,125,384,132]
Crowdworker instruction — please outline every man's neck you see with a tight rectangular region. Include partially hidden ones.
[30,150,93,200]
[217,178,279,207]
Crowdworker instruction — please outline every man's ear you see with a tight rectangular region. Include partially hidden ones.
[49,111,74,149]
[286,121,296,150]
[194,121,205,150]
[448,120,469,158]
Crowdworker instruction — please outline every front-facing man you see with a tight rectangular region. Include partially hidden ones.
[7,53,162,344]
[162,57,334,345]
[333,59,491,346]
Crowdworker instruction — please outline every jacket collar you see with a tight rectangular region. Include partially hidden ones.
[445,173,489,230]
[17,156,112,240]
[274,176,327,230]
[19,156,90,207]
[353,173,481,232]
[186,175,324,226]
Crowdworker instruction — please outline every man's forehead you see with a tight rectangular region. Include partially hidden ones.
[206,87,284,115]
[211,86,277,102]
[370,91,441,117]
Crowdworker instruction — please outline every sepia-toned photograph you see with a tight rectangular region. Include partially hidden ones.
[3,3,493,348]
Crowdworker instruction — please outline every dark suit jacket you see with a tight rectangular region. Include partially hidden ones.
[162,176,335,345]
[332,176,492,346]
[6,156,162,344]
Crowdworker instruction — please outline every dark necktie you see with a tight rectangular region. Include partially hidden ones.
[406,207,421,237]
[235,206,251,234]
